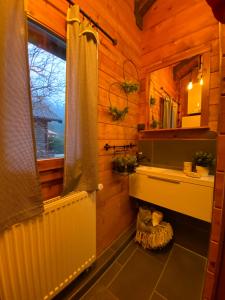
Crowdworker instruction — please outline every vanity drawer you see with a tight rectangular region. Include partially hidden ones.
[129,173,213,222]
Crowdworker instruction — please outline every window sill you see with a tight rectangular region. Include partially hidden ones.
[37,158,64,200]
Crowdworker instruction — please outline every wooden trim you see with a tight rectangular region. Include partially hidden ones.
[139,126,217,140]
[143,50,211,131]
[212,23,225,300]
[37,158,64,200]
[142,45,211,74]
[37,158,64,172]
[134,0,156,30]
[201,51,211,126]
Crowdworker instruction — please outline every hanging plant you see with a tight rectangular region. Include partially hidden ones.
[108,82,129,121]
[149,96,156,106]
[121,59,140,94]
[108,106,129,121]
[112,154,137,174]
[121,81,139,94]
[150,118,160,129]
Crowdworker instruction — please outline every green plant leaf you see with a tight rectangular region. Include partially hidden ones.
[120,81,139,94]
[108,106,129,121]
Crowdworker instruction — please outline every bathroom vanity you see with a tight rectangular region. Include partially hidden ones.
[129,166,214,222]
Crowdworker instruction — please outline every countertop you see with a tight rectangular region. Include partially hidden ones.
[135,165,214,188]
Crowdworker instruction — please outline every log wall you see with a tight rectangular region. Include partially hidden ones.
[205,24,225,300]
[27,0,141,255]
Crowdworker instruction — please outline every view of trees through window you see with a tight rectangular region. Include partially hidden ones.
[28,23,66,159]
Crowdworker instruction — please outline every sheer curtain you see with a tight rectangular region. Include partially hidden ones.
[63,5,98,194]
[0,0,43,231]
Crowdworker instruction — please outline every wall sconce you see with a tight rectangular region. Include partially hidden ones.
[187,80,193,90]
[187,70,193,90]
[199,76,204,86]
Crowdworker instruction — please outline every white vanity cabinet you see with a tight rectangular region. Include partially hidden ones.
[129,166,214,222]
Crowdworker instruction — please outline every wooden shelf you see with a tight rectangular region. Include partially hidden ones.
[139,126,217,140]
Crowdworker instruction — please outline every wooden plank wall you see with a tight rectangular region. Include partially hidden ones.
[27,0,141,255]
[139,0,220,131]
[205,24,225,300]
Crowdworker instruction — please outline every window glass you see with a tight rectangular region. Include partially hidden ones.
[28,22,66,159]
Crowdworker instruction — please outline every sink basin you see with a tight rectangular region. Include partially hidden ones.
[135,165,214,187]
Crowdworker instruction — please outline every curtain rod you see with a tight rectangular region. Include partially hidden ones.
[160,87,178,104]
[66,0,117,45]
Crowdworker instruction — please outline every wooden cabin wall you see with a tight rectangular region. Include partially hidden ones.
[207,24,225,300]
[27,0,141,255]
[139,0,220,131]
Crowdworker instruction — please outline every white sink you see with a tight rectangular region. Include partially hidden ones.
[137,166,167,173]
[130,165,214,222]
[135,165,214,187]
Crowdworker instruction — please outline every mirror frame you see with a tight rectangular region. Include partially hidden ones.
[145,46,211,129]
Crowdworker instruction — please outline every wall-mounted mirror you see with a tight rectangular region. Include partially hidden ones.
[148,52,210,130]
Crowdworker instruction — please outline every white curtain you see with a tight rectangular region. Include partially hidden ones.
[63,5,98,194]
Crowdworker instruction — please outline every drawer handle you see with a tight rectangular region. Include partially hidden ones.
[147,175,181,184]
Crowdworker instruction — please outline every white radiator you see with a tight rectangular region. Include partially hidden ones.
[0,191,96,300]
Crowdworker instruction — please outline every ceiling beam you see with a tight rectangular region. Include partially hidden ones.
[134,0,156,30]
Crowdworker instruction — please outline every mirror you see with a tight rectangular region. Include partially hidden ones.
[148,52,210,129]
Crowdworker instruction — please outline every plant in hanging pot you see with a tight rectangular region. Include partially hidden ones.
[126,155,138,173]
[108,106,129,121]
[112,156,128,173]
[120,81,139,94]
[149,96,156,106]
[112,155,137,174]
[192,151,215,176]
[150,118,160,129]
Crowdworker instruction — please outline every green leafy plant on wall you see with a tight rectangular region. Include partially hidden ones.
[120,81,139,94]
[108,59,140,121]
[150,118,160,129]
[108,106,129,121]
[149,96,156,106]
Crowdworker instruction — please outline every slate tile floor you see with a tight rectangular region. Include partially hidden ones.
[81,240,207,300]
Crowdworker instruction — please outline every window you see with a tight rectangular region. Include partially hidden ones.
[28,22,66,159]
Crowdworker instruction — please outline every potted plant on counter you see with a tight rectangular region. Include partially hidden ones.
[193,151,215,176]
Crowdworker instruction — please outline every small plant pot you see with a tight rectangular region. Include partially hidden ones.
[196,165,209,176]
[127,164,135,173]
[112,162,126,173]
[117,165,126,173]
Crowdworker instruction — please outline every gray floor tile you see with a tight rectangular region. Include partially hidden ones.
[110,224,135,252]
[156,244,206,300]
[95,248,115,268]
[81,284,118,300]
[151,292,167,300]
[109,249,164,300]
[137,241,173,264]
[98,262,122,287]
[173,222,209,257]
[117,240,137,265]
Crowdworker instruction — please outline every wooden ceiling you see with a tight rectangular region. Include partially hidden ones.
[134,0,157,29]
